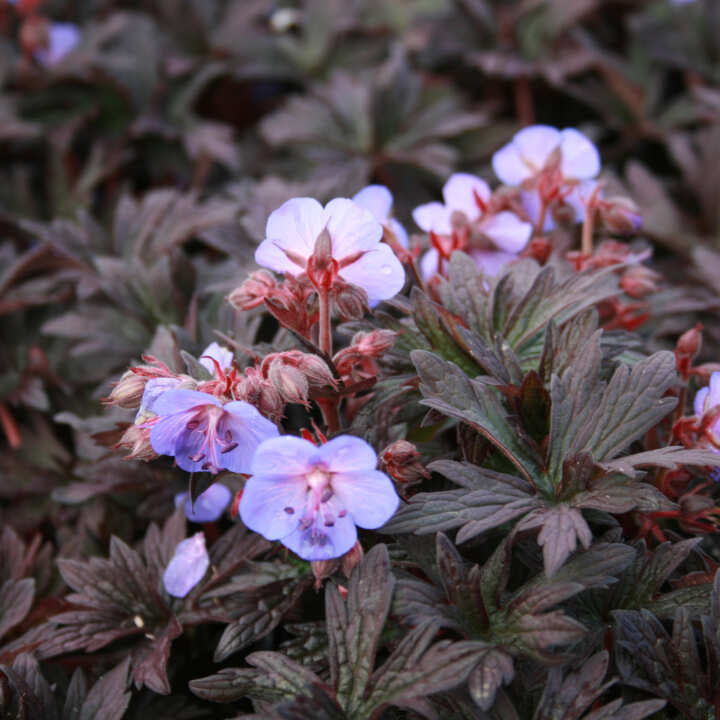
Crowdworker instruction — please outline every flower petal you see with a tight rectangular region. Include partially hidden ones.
[388,218,409,249]
[513,125,561,172]
[315,435,378,473]
[412,202,452,234]
[280,513,357,561]
[250,435,316,476]
[325,197,383,258]
[442,173,489,221]
[560,128,601,180]
[240,474,308,540]
[694,387,709,417]
[419,247,440,281]
[174,423,214,474]
[152,389,220,416]
[331,470,399,528]
[338,242,405,305]
[520,190,555,232]
[163,533,209,598]
[185,483,233,523]
[708,372,720,409]
[35,22,80,66]
[136,377,182,421]
[352,185,393,222]
[481,211,532,253]
[199,342,234,376]
[150,411,196,457]
[492,143,532,187]
[218,402,281,474]
[469,249,518,277]
[256,197,325,274]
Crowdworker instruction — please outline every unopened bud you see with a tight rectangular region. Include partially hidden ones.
[268,361,309,406]
[341,541,364,578]
[381,440,430,489]
[332,280,369,320]
[228,270,277,310]
[620,265,660,299]
[676,324,703,380]
[115,424,156,461]
[311,559,340,589]
[307,228,337,290]
[105,370,148,408]
[599,196,642,234]
[352,330,396,357]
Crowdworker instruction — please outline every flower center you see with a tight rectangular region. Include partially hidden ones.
[186,405,238,473]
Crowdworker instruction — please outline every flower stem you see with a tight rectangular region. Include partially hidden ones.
[317,287,340,433]
[581,206,596,256]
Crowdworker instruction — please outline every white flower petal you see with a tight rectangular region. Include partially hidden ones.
[441,173,490,221]
[412,202,452,234]
[419,248,440,281]
[469,249,518,277]
[199,342,234,375]
[481,211,532,253]
[695,387,710,417]
[560,129,601,180]
[352,185,393,222]
[256,197,325,274]
[521,190,555,232]
[513,125,561,172]
[387,218,408,248]
[492,143,532,187]
[339,242,405,304]
[325,198,383,260]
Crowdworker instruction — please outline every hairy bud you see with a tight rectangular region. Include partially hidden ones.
[106,370,148,408]
[676,324,703,380]
[341,541,364,578]
[620,265,660,299]
[263,351,336,406]
[311,558,340,589]
[353,330,396,357]
[115,424,156,461]
[332,280,369,320]
[599,196,642,234]
[267,360,310,406]
[381,440,430,490]
[306,228,338,290]
[228,270,277,310]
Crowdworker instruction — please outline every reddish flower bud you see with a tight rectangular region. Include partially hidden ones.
[267,361,310,406]
[676,324,703,380]
[114,424,157,461]
[228,270,277,310]
[353,330,396,357]
[332,280,369,320]
[341,541,364,578]
[236,367,286,422]
[381,440,430,491]
[306,228,338,290]
[620,265,660,299]
[598,196,642,234]
[311,558,340,589]
[105,370,148,408]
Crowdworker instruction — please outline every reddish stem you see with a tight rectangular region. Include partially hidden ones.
[317,288,340,434]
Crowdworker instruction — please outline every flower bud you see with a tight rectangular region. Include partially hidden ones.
[267,360,310,406]
[332,280,369,320]
[307,228,338,290]
[620,265,660,299]
[353,330,396,357]
[228,270,277,310]
[599,196,642,234]
[341,541,364,578]
[105,370,148,408]
[381,440,430,489]
[115,424,157,461]
[311,558,340,589]
[676,324,703,380]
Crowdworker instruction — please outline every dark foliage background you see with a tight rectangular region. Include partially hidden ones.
[2,0,720,718]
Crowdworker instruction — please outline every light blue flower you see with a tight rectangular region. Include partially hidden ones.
[240,435,399,561]
[149,389,278,474]
[163,533,209,598]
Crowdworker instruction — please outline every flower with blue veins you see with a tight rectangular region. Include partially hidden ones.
[149,389,279,474]
[239,434,399,561]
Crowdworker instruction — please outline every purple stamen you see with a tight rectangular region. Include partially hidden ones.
[321,488,333,503]
[338,509,347,518]
[284,506,295,514]
[189,451,205,462]
[186,420,200,431]
[220,442,239,454]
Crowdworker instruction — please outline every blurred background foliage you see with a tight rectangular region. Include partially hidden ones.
[1,0,720,712]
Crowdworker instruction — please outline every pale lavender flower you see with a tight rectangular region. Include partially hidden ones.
[353,185,409,248]
[163,532,209,598]
[175,483,233,523]
[412,173,532,254]
[35,22,80,67]
[419,247,517,281]
[199,341,234,376]
[135,377,184,422]
[492,125,600,187]
[149,389,279,474]
[240,435,399,561]
[695,372,720,417]
[254,197,405,305]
